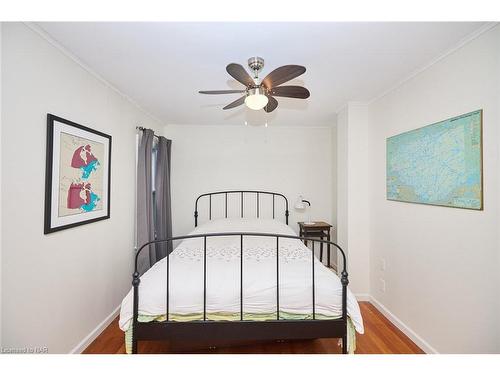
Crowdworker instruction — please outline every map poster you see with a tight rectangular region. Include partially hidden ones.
[44,114,112,234]
[386,110,482,210]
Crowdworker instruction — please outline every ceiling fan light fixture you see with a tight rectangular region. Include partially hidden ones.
[245,87,269,110]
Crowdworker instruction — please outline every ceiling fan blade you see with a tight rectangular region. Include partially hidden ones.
[270,86,310,99]
[226,63,255,87]
[223,96,246,110]
[264,96,278,113]
[262,65,306,89]
[199,90,246,95]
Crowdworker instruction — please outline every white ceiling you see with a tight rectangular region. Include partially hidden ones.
[37,22,486,127]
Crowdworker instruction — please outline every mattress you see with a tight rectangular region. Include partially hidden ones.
[119,218,364,352]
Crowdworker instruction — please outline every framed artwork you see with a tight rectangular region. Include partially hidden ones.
[387,110,483,210]
[44,114,112,234]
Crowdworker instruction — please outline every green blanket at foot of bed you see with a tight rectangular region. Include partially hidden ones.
[124,312,357,354]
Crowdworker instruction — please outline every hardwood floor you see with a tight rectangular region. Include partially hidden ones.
[83,302,424,354]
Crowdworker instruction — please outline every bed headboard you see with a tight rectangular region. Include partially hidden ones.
[194,190,289,227]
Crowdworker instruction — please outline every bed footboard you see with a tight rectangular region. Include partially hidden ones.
[131,232,349,354]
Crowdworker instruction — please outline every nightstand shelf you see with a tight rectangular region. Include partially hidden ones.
[298,221,334,268]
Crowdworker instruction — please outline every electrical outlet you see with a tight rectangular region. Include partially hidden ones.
[380,278,386,293]
[380,258,386,272]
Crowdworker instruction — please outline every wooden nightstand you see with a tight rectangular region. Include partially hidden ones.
[298,221,333,267]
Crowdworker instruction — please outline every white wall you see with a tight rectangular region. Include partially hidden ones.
[1,23,163,353]
[336,104,371,296]
[163,124,335,245]
[367,25,500,353]
[330,121,338,242]
[336,108,348,254]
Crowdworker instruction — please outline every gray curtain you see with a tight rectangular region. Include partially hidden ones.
[136,129,155,275]
[154,136,173,259]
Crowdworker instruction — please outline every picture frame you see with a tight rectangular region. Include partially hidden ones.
[44,114,112,234]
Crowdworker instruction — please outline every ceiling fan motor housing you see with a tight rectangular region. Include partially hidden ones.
[248,57,264,78]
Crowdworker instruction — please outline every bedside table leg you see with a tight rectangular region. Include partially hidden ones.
[320,236,323,263]
[327,232,331,267]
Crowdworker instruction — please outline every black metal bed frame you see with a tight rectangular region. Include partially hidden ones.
[131,190,349,354]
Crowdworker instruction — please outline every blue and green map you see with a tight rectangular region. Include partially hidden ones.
[387,110,482,210]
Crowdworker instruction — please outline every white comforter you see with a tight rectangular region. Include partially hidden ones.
[119,218,364,334]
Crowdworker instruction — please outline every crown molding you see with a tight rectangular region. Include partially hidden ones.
[23,22,165,127]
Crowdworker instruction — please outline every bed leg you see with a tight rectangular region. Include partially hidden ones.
[340,270,349,354]
[341,334,348,354]
[132,337,138,354]
[132,271,140,354]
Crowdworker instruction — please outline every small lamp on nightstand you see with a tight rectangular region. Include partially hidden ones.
[294,195,314,225]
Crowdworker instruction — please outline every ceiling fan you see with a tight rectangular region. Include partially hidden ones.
[199,57,310,112]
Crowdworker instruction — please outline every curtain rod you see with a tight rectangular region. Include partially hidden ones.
[136,126,160,139]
